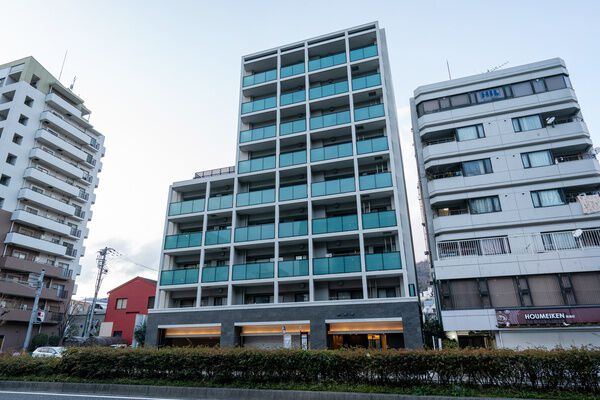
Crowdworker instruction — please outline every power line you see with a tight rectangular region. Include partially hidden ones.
[112,252,158,271]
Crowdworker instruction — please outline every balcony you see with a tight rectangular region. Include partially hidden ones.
[354,104,385,121]
[4,232,75,259]
[241,96,276,114]
[236,188,275,207]
[201,266,229,283]
[23,167,79,198]
[279,220,308,238]
[34,129,88,162]
[280,119,306,136]
[312,214,358,234]
[29,148,84,180]
[242,69,277,87]
[45,93,85,121]
[234,223,275,242]
[308,52,346,72]
[357,136,388,155]
[281,62,304,79]
[238,155,276,174]
[278,259,309,277]
[359,172,393,190]
[280,90,306,106]
[204,228,231,246]
[168,198,205,216]
[164,232,202,250]
[279,183,308,201]
[310,110,351,130]
[40,110,92,147]
[350,44,378,62]
[207,194,233,211]
[280,150,306,167]
[160,268,199,286]
[232,262,274,281]
[0,256,72,280]
[17,188,75,216]
[362,210,397,229]
[311,177,355,197]
[365,252,402,271]
[313,255,361,275]
[240,125,276,144]
[352,73,381,91]
[11,209,71,237]
[309,81,349,100]
[311,142,353,162]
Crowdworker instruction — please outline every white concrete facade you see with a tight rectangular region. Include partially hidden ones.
[411,58,600,349]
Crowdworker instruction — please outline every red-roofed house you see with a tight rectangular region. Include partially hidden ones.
[101,277,156,345]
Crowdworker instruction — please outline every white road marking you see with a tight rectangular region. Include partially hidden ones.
[0,390,184,400]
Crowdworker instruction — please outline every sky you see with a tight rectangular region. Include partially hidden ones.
[3,0,600,298]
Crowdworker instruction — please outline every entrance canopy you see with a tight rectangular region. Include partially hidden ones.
[235,321,310,336]
[327,318,403,334]
[161,324,221,338]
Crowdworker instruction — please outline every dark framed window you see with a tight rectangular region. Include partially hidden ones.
[147,296,155,309]
[462,158,493,176]
[115,298,128,309]
[469,196,501,214]
[531,189,566,207]
[521,150,553,168]
[513,115,542,132]
[456,124,485,141]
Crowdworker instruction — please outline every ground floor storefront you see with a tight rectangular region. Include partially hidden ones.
[146,300,422,349]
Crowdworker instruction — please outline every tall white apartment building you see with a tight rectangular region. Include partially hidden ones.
[147,23,423,349]
[411,58,600,349]
[0,57,105,352]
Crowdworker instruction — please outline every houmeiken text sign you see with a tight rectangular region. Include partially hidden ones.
[496,307,600,328]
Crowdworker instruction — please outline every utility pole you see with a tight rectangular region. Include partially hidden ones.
[82,248,112,337]
[22,270,45,352]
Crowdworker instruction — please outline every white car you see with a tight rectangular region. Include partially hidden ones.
[31,346,65,358]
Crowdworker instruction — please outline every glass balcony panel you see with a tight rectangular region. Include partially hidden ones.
[278,259,309,277]
[279,220,308,238]
[204,228,231,245]
[311,177,355,197]
[241,96,277,114]
[164,232,202,249]
[236,188,275,207]
[281,62,305,78]
[362,210,397,229]
[232,262,274,280]
[356,136,388,154]
[312,215,358,234]
[159,270,173,285]
[308,52,346,72]
[309,81,349,100]
[354,104,385,121]
[359,172,393,190]
[365,252,402,271]
[280,118,306,135]
[234,223,275,242]
[281,90,306,106]
[238,155,276,174]
[352,73,382,91]
[201,266,229,283]
[310,142,353,162]
[313,255,361,275]
[172,268,199,285]
[280,150,306,167]
[168,198,205,216]
[207,194,233,210]
[242,69,277,87]
[309,110,351,130]
[349,44,378,62]
[239,125,277,143]
[279,183,307,201]
[173,269,186,285]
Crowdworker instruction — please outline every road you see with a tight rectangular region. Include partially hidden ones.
[0,392,215,400]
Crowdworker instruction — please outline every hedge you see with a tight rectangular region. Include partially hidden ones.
[0,347,598,393]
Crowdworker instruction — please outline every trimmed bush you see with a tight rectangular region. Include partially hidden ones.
[0,347,598,393]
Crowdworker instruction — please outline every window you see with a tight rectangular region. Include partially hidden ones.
[147,296,155,309]
[0,175,10,186]
[531,189,566,207]
[0,197,3,208]
[18,115,28,126]
[112,331,123,337]
[571,272,600,304]
[532,78,546,93]
[12,133,22,144]
[544,75,567,91]
[513,115,542,132]
[462,158,493,176]
[450,280,482,309]
[456,124,485,141]
[511,81,534,97]
[421,99,439,114]
[469,196,501,214]
[528,275,564,306]
[5,154,16,165]
[487,277,520,307]
[450,93,470,107]
[115,298,128,309]
[521,150,553,168]
[24,96,34,107]
[377,288,397,298]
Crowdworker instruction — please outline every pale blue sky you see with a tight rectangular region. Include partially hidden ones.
[3,0,599,297]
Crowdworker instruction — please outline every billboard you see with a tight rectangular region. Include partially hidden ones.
[496,307,600,328]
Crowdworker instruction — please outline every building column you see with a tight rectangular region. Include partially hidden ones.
[309,319,328,349]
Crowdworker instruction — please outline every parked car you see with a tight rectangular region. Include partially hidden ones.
[31,346,65,358]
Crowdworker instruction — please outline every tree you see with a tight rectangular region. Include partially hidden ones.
[133,322,146,347]
[59,300,85,341]
[30,333,49,351]
[422,317,447,349]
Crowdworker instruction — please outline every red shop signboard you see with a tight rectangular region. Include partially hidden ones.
[496,307,600,328]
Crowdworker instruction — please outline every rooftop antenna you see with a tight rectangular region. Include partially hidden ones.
[69,76,77,91]
[446,59,451,80]
[485,61,510,73]
[58,50,68,81]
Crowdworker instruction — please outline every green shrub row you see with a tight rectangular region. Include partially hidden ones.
[1,347,599,393]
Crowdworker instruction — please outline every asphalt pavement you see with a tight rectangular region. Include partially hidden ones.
[0,391,211,400]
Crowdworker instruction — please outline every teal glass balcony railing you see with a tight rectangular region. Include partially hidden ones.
[280,150,306,167]
[281,62,305,79]
[313,255,361,275]
[312,214,358,234]
[278,259,309,277]
[242,69,277,87]
[349,44,378,62]
[280,90,306,106]
[232,262,274,281]
[279,220,308,238]
[309,81,349,100]
[359,172,393,190]
[168,198,205,216]
[160,268,199,285]
[236,188,275,207]
[240,125,276,143]
[362,210,397,229]
[164,232,202,250]
[234,223,275,242]
[241,96,277,114]
[279,183,308,201]
[308,52,346,72]
[207,194,233,211]
[311,142,353,162]
[280,119,306,135]
[201,266,229,283]
[357,136,388,154]
[354,104,385,121]
[365,252,402,271]
[238,155,276,174]
[204,228,231,245]
[311,177,355,197]
[310,110,351,130]
[352,73,381,91]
